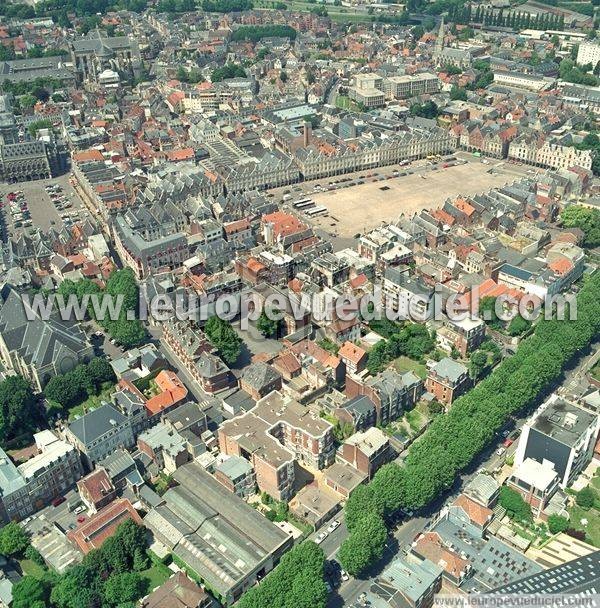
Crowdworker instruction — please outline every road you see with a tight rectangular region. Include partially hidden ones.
[326,516,428,607]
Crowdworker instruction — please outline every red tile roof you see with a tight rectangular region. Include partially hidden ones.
[68,498,142,554]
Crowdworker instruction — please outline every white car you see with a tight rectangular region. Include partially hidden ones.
[74,505,86,514]
[327,520,340,533]
[315,532,328,544]
[340,569,349,582]
[496,447,506,456]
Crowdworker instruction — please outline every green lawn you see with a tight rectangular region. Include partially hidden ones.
[68,382,115,421]
[568,504,600,548]
[590,362,600,383]
[141,563,171,593]
[393,356,427,380]
[19,559,47,579]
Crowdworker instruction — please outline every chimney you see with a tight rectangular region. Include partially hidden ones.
[303,121,311,147]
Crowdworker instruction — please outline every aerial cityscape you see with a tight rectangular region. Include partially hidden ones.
[0,0,599,606]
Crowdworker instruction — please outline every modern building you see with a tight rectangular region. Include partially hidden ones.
[514,394,600,488]
[384,73,440,100]
[348,73,385,108]
[507,458,560,519]
[143,462,293,605]
[576,42,600,68]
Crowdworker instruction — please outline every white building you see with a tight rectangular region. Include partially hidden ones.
[576,42,600,68]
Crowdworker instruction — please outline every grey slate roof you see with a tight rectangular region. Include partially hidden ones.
[68,403,127,447]
[242,362,281,391]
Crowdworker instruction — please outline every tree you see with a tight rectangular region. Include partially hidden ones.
[257,309,280,338]
[338,531,374,577]
[469,351,488,380]
[450,85,467,101]
[345,484,384,531]
[25,545,46,568]
[11,576,49,608]
[204,316,242,365]
[0,522,29,556]
[412,25,424,39]
[409,100,439,119]
[0,375,38,441]
[238,542,326,608]
[499,486,533,522]
[547,514,570,534]
[103,572,144,606]
[370,463,405,516]
[87,357,116,387]
[561,205,600,246]
[507,315,531,337]
[339,512,387,576]
[576,486,597,509]
[479,296,503,330]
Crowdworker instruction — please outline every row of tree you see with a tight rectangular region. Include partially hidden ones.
[231,25,297,42]
[338,270,600,575]
[238,542,327,608]
[455,4,566,31]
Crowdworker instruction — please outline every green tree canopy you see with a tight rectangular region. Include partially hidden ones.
[205,316,242,364]
[0,522,30,556]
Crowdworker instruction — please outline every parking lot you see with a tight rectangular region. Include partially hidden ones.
[0,173,90,241]
[292,157,538,238]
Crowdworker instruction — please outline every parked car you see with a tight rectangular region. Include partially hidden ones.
[315,532,328,544]
[327,520,340,533]
[52,496,66,507]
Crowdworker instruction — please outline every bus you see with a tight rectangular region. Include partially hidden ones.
[295,201,316,210]
[293,199,314,209]
[305,206,328,217]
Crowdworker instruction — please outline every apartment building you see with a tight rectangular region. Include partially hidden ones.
[436,316,486,358]
[346,368,424,426]
[219,391,334,501]
[338,427,392,479]
[508,136,593,171]
[294,128,456,181]
[576,41,600,67]
[507,458,560,519]
[425,357,470,406]
[0,431,83,522]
